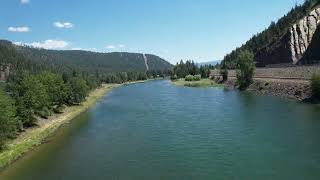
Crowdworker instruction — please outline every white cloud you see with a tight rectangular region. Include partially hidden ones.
[105,44,126,50]
[71,47,82,50]
[71,47,98,52]
[106,45,116,49]
[87,48,97,52]
[8,26,30,32]
[15,40,69,49]
[13,42,23,45]
[20,0,30,4]
[53,21,74,29]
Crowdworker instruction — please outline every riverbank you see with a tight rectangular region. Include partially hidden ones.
[223,77,312,101]
[0,83,121,169]
[172,78,223,88]
[211,66,319,101]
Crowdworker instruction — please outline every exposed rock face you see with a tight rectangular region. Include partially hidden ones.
[0,64,11,81]
[255,8,320,67]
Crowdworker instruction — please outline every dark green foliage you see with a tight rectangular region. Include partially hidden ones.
[173,60,215,80]
[236,50,255,90]
[103,71,152,83]
[37,72,70,107]
[199,65,211,78]
[12,44,172,73]
[145,54,173,71]
[170,75,178,81]
[311,74,320,100]
[67,77,90,104]
[9,73,50,126]
[220,68,228,82]
[138,72,148,80]
[0,41,45,75]
[0,89,18,149]
[175,60,198,78]
[174,60,198,78]
[0,39,174,148]
[222,0,320,68]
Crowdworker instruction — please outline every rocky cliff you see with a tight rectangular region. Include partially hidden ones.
[255,7,320,67]
[0,64,11,81]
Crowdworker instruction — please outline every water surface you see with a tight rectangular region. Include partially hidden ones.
[1,80,320,180]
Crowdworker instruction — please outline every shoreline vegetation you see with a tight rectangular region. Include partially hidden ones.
[169,59,319,103]
[0,83,124,169]
[172,78,222,88]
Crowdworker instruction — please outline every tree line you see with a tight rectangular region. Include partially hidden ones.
[171,60,216,79]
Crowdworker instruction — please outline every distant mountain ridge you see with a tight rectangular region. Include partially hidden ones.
[197,60,221,66]
[0,40,172,75]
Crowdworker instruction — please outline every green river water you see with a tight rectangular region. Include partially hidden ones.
[1,80,320,180]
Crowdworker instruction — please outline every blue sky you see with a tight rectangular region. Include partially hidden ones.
[0,0,304,64]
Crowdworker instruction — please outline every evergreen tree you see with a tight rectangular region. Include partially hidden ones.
[37,71,69,108]
[67,77,90,104]
[236,50,255,90]
[0,89,18,149]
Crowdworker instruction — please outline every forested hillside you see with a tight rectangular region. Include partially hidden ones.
[222,0,320,68]
[1,40,172,73]
[0,39,173,149]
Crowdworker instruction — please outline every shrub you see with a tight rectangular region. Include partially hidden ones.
[236,50,255,90]
[193,74,201,81]
[171,75,178,81]
[311,73,320,100]
[185,75,194,81]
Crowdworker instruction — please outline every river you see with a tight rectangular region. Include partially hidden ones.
[1,80,320,180]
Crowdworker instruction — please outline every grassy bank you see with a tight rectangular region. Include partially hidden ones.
[172,78,223,88]
[0,83,120,169]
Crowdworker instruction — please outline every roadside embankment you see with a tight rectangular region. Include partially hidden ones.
[225,77,311,101]
[211,65,320,80]
[211,65,319,101]
[0,83,120,169]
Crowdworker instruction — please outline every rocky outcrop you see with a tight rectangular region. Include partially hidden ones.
[0,64,11,81]
[255,7,320,67]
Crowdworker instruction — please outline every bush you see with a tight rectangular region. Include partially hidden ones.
[311,74,320,100]
[185,75,194,81]
[193,74,201,81]
[171,75,178,81]
[236,50,255,90]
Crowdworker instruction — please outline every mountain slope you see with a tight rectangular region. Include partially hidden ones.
[256,6,320,66]
[0,40,46,80]
[13,43,172,73]
[0,40,172,75]
[222,0,320,68]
